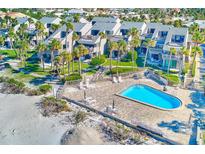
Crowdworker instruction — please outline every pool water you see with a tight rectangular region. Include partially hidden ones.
[120,84,182,110]
[200,44,205,58]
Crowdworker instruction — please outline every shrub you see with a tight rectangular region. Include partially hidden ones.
[26,88,42,96]
[121,51,137,62]
[40,96,71,116]
[90,55,106,66]
[74,111,87,125]
[39,84,52,94]
[107,67,138,75]
[62,73,82,82]
[0,78,26,94]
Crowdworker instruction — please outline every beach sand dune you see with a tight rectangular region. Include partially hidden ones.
[0,94,69,145]
[66,126,106,145]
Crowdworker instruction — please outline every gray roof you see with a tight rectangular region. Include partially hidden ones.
[91,22,118,31]
[120,22,145,30]
[39,17,61,24]
[78,35,100,45]
[92,17,120,23]
[16,17,28,24]
[163,27,189,50]
[56,23,87,32]
[185,20,205,29]
[73,23,87,32]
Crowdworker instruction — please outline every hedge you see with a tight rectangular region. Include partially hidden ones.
[106,67,138,75]
[62,73,82,82]
[39,84,52,94]
[90,55,106,66]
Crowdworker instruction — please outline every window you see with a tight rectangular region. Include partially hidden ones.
[61,31,66,38]
[171,35,185,43]
[120,29,128,35]
[91,30,99,36]
[164,60,177,68]
[47,23,51,28]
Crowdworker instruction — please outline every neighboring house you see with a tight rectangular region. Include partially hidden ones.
[44,25,73,52]
[67,9,86,16]
[91,16,121,25]
[90,22,121,36]
[161,27,190,71]
[140,23,190,72]
[185,20,205,31]
[77,35,107,56]
[44,22,92,52]
[39,17,61,33]
[65,16,89,24]
[120,21,146,36]
[142,23,164,39]
[73,22,92,36]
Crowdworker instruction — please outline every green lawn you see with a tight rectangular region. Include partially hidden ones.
[106,67,138,75]
[155,70,180,85]
[102,59,137,67]
[0,50,17,59]
[203,132,205,144]
[60,62,90,74]
[0,67,37,83]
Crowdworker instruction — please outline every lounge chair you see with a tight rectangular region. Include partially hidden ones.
[118,76,122,83]
[85,78,90,88]
[79,82,85,90]
[113,77,118,83]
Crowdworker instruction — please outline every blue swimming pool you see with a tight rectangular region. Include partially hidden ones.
[119,84,182,110]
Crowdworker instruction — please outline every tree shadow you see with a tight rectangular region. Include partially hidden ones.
[186,91,205,110]
[157,120,190,133]
[29,74,61,86]
[29,75,53,86]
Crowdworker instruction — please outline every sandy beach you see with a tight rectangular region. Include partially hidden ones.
[0,93,114,145]
[0,93,72,145]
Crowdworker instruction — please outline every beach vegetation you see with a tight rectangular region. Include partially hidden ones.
[40,96,71,116]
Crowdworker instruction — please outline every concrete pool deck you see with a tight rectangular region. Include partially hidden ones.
[63,78,197,144]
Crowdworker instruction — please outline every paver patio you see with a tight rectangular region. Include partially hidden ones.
[63,78,198,144]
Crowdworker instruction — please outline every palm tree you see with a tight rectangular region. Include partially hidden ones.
[28,18,34,29]
[109,41,118,74]
[59,51,67,79]
[36,42,47,71]
[49,39,62,70]
[51,24,60,33]
[98,32,106,57]
[8,27,16,50]
[117,40,127,76]
[18,23,28,39]
[73,14,80,22]
[189,23,199,34]
[71,32,80,72]
[54,56,61,75]
[73,45,89,75]
[128,28,140,71]
[35,21,45,45]
[65,53,72,75]
[143,38,156,67]
[192,31,204,47]
[167,48,177,74]
[192,46,202,63]
[65,22,74,52]
[19,40,29,66]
